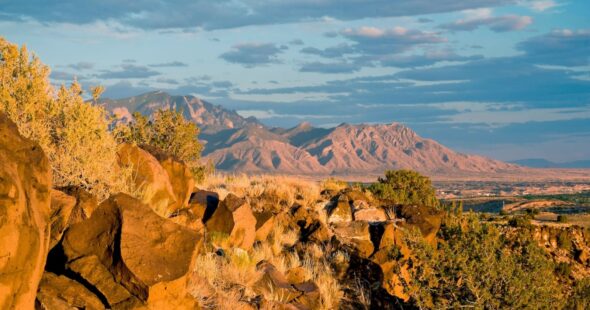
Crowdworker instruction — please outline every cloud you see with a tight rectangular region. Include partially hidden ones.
[516,29,590,67]
[300,44,355,58]
[289,39,304,46]
[379,50,484,68]
[440,8,532,32]
[0,0,516,30]
[299,61,361,74]
[220,43,283,67]
[67,62,94,70]
[525,0,559,12]
[341,26,446,54]
[149,61,188,67]
[96,64,161,79]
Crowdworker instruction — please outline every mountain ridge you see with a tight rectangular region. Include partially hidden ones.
[103,92,529,178]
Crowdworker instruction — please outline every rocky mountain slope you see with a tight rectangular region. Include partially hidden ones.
[104,92,521,177]
[102,91,259,133]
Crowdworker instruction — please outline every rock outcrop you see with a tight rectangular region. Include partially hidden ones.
[204,194,256,249]
[117,143,177,217]
[141,145,195,214]
[35,272,105,310]
[59,193,200,308]
[0,114,52,310]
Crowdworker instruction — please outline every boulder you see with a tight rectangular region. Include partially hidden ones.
[397,204,443,246]
[254,211,275,242]
[0,114,52,310]
[48,190,77,249]
[59,186,99,219]
[60,193,199,309]
[169,190,219,231]
[327,197,353,224]
[141,145,194,214]
[35,272,105,310]
[254,261,302,303]
[354,208,387,222]
[331,221,374,258]
[287,205,332,243]
[116,143,177,217]
[205,194,256,249]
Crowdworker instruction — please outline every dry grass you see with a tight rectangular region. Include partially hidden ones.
[189,174,347,309]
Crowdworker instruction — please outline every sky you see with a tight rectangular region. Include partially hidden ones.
[1,0,589,162]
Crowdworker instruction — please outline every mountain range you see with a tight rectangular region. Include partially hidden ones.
[102,92,589,180]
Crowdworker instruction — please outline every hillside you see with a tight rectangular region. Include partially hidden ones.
[104,92,553,179]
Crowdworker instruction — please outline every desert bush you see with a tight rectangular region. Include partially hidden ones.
[557,214,568,223]
[114,109,207,181]
[0,37,128,200]
[407,212,562,309]
[369,169,439,207]
[557,231,573,251]
[321,177,348,192]
[508,216,531,228]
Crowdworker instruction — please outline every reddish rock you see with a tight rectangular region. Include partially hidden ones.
[116,143,177,217]
[0,114,52,310]
[254,211,275,242]
[48,190,77,249]
[331,221,374,258]
[397,204,443,246]
[327,197,353,224]
[35,272,105,310]
[61,193,200,308]
[59,186,99,219]
[142,145,195,214]
[204,193,257,249]
[354,208,387,222]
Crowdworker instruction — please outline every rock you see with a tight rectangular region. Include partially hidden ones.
[397,204,443,246]
[0,114,52,310]
[48,190,76,249]
[331,221,374,258]
[35,272,105,310]
[288,205,332,243]
[354,208,388,222]
[254,261,301,303]
[327,196,353,224]
[141,145,195,214]
[59,186,99,219]
[190,190,220,222]
[204,193,257,250]
[254,211,275,242]
[60,193,199,308]
[576,248,589,265]
[116,143,177,217]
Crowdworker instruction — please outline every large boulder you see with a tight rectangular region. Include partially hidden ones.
[204,194,256,250]
[60,193,200,308]
[141,145,194,214]
[35,272,105,310]
[116,143,177,217]
[327,196,353,224]
[0,114,52,310]
[254,211,275,242]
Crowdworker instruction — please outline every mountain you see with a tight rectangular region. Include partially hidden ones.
[104,92,524,178]
[101,91,259,133]
[511,158,590,168]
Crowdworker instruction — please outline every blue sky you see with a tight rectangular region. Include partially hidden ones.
[1,0,589,162]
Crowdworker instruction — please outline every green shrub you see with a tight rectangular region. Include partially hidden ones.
[555,262,571,277]
[407,213,562,309]
[557,215,568,223]
[509,216,531,228]
[0,37,127,200]
[368,170,438,207]
[113,109,207,182]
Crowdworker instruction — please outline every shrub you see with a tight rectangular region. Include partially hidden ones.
[508,216,531,228]
[557,215,568,223]
[407,212,562,309]
[555,262,571,277]
[113,109,207,181]
[557,231,572,251]
[0,37,127,200]
[368,170,438,207]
